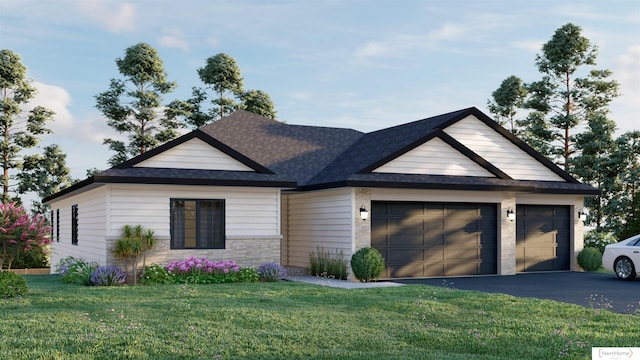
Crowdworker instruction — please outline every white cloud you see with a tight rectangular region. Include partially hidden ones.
[510,40,543,53]
[75,0,136,33]
[31,82,74,130]
[158,34,190,52]
[612,44,640,133]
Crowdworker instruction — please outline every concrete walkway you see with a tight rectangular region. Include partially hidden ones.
[286,275,404,289]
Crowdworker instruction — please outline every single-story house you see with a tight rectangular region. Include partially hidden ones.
[44,107,598,278]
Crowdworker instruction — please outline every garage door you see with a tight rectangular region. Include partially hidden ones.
[516,205,570,272]
[372,202,497,278]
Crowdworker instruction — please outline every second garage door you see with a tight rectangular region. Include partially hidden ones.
[372,202,497,278]
[516,205,570,272]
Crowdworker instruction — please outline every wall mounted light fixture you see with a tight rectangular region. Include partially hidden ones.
[506,208,515,221]
[359,206,369,221]
[578,210,587,222]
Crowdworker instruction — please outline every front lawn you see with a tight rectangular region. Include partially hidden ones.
[1,275,638,359]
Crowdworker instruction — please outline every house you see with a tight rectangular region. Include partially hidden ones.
[44,107,598,278]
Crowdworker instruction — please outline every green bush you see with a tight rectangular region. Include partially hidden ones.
[309,247,348,280]
[0,271,28,298]
[350,247,385,282]
[55,256,98,285]
[584,230,617,254]
[236,267,259,283]
[141,263,175,284]
[577,247,603,272]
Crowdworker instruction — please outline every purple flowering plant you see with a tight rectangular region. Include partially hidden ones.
[91,265,127,286]
[257,262,287,282]
[166,257,241,284]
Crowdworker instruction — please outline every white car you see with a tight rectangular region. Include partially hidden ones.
[602,234,640,280]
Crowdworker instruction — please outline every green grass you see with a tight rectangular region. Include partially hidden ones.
[1,275,638,360]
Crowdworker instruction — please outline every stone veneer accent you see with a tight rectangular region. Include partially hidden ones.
[354,188,372,252]
[106,236,281,268]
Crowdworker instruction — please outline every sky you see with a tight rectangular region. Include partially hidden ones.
[1,0,639,182]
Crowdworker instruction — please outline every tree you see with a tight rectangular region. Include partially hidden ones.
[96,43,182,167]
[112,224,156,285]
[521,23,619,170]
[17,144,72,214]
[487,75,527,133]
[197,53,244,119]
[0,202,51,270]
[241,90,277,119]
[0,49,54,203]
[570,111,618,230]
[167,53,277,129]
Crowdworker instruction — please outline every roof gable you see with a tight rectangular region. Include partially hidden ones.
[134,137,254,171]
[372,137,495,177]
[114,130,273,174]
[443,115,565,181]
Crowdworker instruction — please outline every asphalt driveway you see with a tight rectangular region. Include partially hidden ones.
[393,272,640,314]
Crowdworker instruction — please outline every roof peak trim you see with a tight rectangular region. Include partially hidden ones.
[113,130,275,174]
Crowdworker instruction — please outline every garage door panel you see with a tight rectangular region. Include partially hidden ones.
[445,246,479,261]
[388,234,424,247]
[372,201,497,278]
[516,205,570,272]
[387,249,423,263]
[445,231,480,245]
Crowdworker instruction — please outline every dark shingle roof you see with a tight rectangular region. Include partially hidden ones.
[199,110,364,184]
[44,107,600,203]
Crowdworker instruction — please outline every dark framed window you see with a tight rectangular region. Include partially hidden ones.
[71,205,78,245]
[170,199,225,249]
[56,209,60,243]
[50,210,54,240]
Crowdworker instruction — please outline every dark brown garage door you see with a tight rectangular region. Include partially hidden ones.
[372,202,497,278]
[516,205,570,272]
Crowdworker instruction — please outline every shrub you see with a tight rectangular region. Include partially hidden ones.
[91,265,127,286]
[0,271,28,298]
[141,263,175,284]
[257,262,287,282]
[0,202,52,270]
[578,247,603,272]
[55,256,98,285]
[237,267,259,283]
[166,257,241,284]
[350,247,385,282]
[309,247,348,280]
[584,231,617,254]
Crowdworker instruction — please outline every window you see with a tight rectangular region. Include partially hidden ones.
[56,209,60,243]
[71,205,78,245]
[170,199,225,249]
[50,210,54,240]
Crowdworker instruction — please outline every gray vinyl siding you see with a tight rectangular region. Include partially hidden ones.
[444,115,565,181]
[133,138,254,171]
[284,188,355,268]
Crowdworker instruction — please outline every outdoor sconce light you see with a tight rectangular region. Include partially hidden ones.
[578,210,587,222]
[506,209,515,221]
[359,206,369,221]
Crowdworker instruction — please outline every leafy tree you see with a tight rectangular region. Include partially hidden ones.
[197,53,244,119]
[0,49,54,203]
[240,89,277,119]
[96,43,182,166]
[521,23,619,170]
[167,53,277,129]
[0,202,51,270]
[571,111,618,230]
[17,144,72,214]
[112,224,156,285]
[487,75,527,133]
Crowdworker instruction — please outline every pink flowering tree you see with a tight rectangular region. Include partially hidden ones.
[0,203,52,270]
